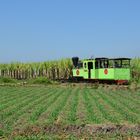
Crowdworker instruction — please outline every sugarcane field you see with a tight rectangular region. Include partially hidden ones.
[0,1,140,140]
[0,58,140,139]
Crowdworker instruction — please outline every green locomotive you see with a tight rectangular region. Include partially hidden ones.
[72,57,131,84]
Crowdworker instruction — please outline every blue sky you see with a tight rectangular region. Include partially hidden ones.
[0,0,140,63]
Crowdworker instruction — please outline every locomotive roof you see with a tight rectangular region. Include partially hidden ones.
[83,57,108,60]
[95,57,131,60]
[109,58,131,60]
[95,57,108,60]
[82,57,131,61]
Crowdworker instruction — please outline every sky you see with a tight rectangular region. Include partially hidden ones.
[0,0,140,63]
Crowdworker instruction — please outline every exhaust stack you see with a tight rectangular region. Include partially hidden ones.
[72,57,79,68]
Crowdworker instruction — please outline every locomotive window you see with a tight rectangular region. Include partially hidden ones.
[78,62,83,68]
[114,60,121,68]
[99,60,108,68]
[108,60,114,68]
[122,60,130,68]
[95,61,98,69]
[84,63,87,68]
[112,60,130,68]
[95,61,99,69]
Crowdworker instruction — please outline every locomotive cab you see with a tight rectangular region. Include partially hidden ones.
[94,58,131,84]
[109,58,131,84]
[72,57,95,80]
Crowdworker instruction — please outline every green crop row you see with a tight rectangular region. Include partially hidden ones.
[0,86,139,138]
